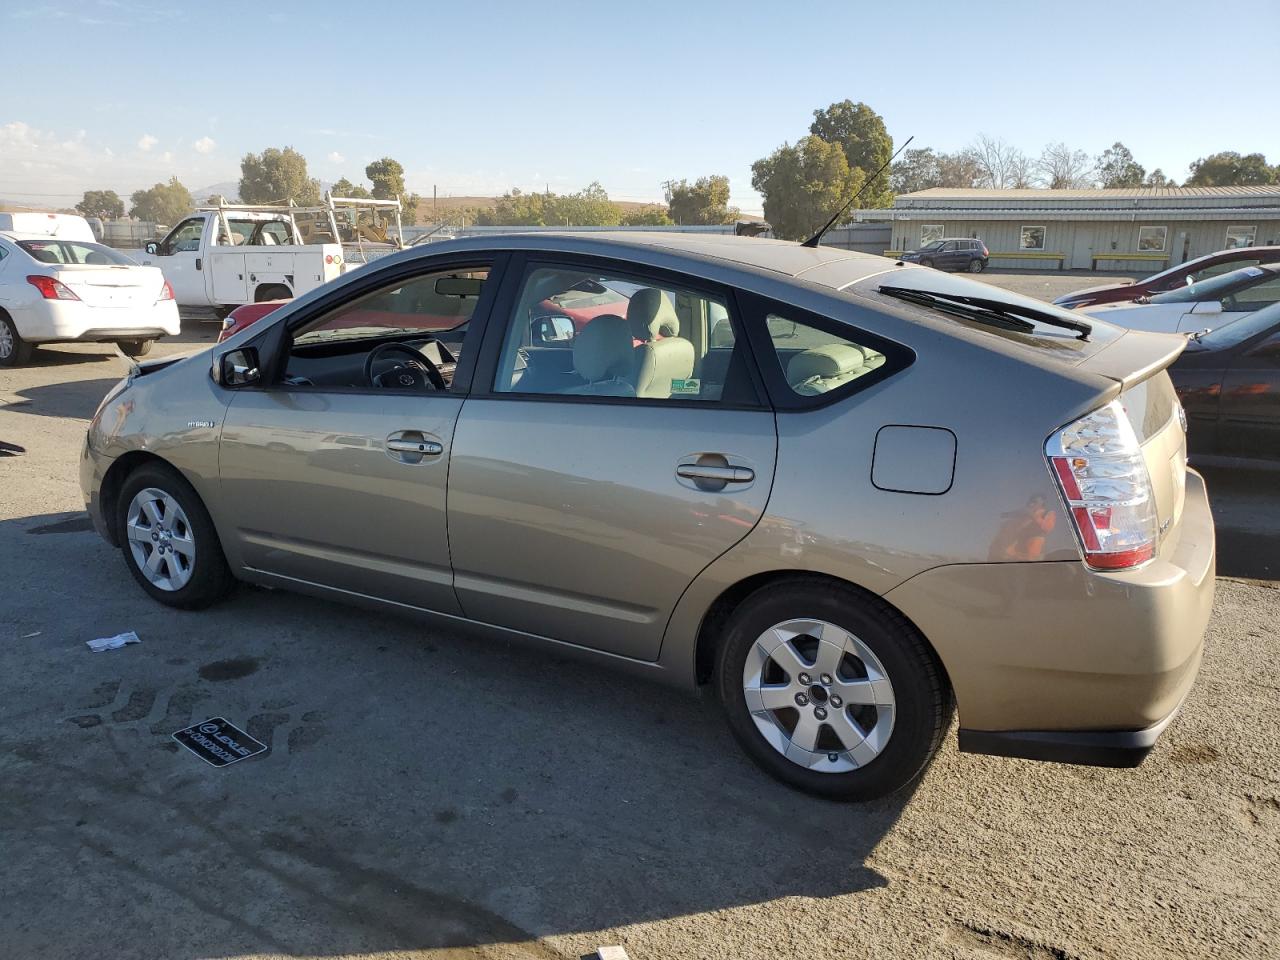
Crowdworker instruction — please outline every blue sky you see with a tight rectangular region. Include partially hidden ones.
[3,0,1278,213]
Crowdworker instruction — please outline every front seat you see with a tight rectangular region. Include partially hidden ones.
[626,288,694,398]
[563,315,636,396]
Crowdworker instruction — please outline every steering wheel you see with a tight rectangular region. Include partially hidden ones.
[364,341,447,391]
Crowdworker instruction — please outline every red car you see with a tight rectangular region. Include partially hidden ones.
[1054,246,1280,310]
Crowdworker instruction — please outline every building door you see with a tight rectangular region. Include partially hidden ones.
[1070,228,1093,270]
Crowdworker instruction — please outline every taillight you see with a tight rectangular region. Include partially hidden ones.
[158,279,175,301]
[1046,399,1157,570]
[27,275,80,301]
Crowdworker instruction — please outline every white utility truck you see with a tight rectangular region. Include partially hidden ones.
[138,195,404,314]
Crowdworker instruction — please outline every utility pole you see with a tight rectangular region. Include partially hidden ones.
[433,184,437,220]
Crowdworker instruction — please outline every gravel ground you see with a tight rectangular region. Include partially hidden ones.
[1,274,1277,960]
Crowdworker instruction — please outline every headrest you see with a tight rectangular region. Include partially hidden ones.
[626,287,680,340]
[574,314,635,382]
[787,344,867,383]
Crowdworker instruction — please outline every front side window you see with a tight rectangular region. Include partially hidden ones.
[920,224,944,245]
[1226,225,1257,249]
[1192,259,1259,282]
[1152,266,1267,304]
[1020,226,1046,251]
[1138,225,1167,251]
[763,312,887,397]
[1224,275,1280,311]
[493,264,754,403]
[163,218,204,254]
[281,265,489,391]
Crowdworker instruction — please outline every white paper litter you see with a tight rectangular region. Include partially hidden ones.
[594,948,631,960]
[86,631,141,652]
[22,631,41,638]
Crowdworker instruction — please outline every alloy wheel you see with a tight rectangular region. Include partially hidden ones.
[742,618,895,773]
[125,487,196,591]
[0,322,13,360]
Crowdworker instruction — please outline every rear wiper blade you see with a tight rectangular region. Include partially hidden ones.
[879,285,1093,341]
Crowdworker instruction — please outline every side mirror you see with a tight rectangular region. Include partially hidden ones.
[767,316,798,339]
[531,314,575,345]
[1192,300,1224,315]
[214,348,261,388]
[144,241,160,256]
[1185,275,1195,286]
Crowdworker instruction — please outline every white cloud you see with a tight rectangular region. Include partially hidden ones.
[137,133,157,152]
[193,136,215,154]
[327,151,344,164]
[160,151,173,163]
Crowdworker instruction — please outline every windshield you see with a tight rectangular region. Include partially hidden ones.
[17,239,136,266]
[1195,302,1280,349]
[1149,266,1267,304]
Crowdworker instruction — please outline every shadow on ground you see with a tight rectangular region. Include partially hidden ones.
[1,509,916,958]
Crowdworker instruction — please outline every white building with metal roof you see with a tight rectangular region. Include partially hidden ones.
[854,186,1280,272]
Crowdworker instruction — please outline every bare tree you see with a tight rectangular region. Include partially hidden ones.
[1037,142,1094,189]
[970,134,1034,189]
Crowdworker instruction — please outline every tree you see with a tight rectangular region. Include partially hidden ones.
[751,135,864,241]
[331,176,371,199]
[476,188,547,226]
[128,177,193,225]
[1186,151,1277,186]
[1037,142,1094,189]
[970,135,1035,189]
[1095,142,1146,188]
[548,182,621,226]
[890,148,983,193]
[665,175,739,225]
[808,100,893,208]
[365,157,420,222]
[936,150,983,188]
[621,204,674,226]
[239,146,321,204]
[1145,168,1173,188]
[75,189,123,221]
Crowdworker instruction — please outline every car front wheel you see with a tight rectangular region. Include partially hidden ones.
[116,463,234,609]
[715,578,951,800]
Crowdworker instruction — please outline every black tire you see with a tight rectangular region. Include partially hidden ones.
[117,338,154,358]
[0,314,34,367]
[968,259,986,273]
[919,258,934,269]
[115,462,235,609]
[715,577,951,801]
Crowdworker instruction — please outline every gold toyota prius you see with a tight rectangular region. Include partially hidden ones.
[81,233,1215,800]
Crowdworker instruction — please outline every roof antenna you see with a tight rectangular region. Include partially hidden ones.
[802,134,914,248]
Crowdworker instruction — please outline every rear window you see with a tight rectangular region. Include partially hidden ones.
[850,269,1125,360]
[1149,266,1267,304]
[18,239,135,266]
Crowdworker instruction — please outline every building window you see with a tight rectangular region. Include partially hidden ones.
[1225,225,1257,249]
[1019,226,1046,251]
[1137,225,1167,252]
[920,224,944,245]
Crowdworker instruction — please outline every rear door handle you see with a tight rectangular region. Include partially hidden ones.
[676,464,754,483]
[387,438,443,455]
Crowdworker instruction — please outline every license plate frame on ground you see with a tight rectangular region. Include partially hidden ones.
[172,716,267,767]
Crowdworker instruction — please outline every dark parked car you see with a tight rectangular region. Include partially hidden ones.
[1055,246,1280,310]
[1170,301,1280,466]
[898,238,989,273]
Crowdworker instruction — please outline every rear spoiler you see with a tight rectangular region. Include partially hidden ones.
[1076,330,1187,390]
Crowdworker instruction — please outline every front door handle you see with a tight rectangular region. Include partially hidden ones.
[676,464,754,484]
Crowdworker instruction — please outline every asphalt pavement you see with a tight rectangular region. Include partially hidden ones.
[1,270,1277,960]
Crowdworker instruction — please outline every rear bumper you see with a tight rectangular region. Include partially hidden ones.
[958,685,1191,767]
[18,300,180,342]
[885,468,1215,764]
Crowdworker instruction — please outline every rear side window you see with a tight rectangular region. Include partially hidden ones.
[17,239,134,265]
[739,291,911,408]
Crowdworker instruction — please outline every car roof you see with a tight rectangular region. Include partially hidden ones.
[419,231,902,290]
[0,231,97,243]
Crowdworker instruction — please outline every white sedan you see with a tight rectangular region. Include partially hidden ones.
[1083,263,1280,334]
[0,232,180,367]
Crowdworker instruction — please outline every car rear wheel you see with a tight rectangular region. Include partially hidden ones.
[116,463,234,609]
[968,259,985,273]
[117,338,154,358]
[0,315,34,367]
[715,578,951,800]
